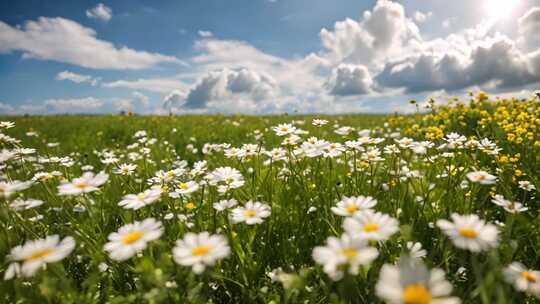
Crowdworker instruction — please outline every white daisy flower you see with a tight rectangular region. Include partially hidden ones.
[503,262,540,298]
[104,218,163,261]
[406,242,427,259]
[331,195,377,217]
[205,167,245,193]
[343,210,399,241]
[491,194,528,214]
[0,180,32,198]
[312,233,378,280]
[312,119,328,126]
[376,257,460,304]
[518,180,536,192]
[114,163,137,176]
[466,171,497,185]
[172,232,230,274]
[230,201,271,225]
[9,199,44,211]
[58,172,109,195]
[118,187,162,210]
[436,213,499,252]
[272,123,297,136]
[4,235,75,279]
[213,199,238,212]
[174,181,199,195]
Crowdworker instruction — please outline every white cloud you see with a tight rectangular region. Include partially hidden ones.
[0,17,181,69]
[182,68,277,111]
[44,97,104,113]
[112,92,151,112]
[198,30,213,38]
[519,7,540,41]
[442,18,453,29]
[86,3,113,22]
[413,11,433,23]
[376,30,540,93]
[163,90,187,112]
[102,78,189,93]
[56,70,100,85]
[326,64,373,95]
[318,0,420,67]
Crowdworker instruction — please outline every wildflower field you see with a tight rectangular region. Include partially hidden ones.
[1,93,540,304]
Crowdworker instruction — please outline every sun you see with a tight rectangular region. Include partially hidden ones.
[485,0,520,20]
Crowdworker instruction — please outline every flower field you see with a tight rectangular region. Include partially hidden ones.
[1,93,540,303]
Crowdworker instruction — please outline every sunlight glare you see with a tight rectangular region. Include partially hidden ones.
[485,0,520,20]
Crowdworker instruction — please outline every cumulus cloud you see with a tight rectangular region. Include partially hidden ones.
[376,32,540,93]
[318,0,420,67]
[326,64,373,96]
[0,17,181,69]
[198,30,213,38]
[102,78,188,93]
[44,97,104,113]
[413,11,432,23]
[86,3,113,22]
[163,90,187,112]
[113,92,151,112]
[182,68,277,110]
[56,70,99,85]
[519,7,540,41]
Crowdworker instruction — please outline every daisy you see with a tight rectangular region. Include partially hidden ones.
[312,119,328,126]
[58,172,109,195]
[0,180,32,198]
[118,187,162,210]
[174,181,199,195]
[312,233,378,280]
[491,195,528,214]
[104,218,163,261]
[331,195,377,217]
[4,235,75,279]
[343,210,399,241]
[205,167,245,193]
[213,198,238,212]
[376,257,460,304]
[272,123,297,136]
[335,126,354,136]
[230,201,271,225]
[114,163,137,176]
[436,213,499,252]
[172,232,230,274]
[406,242,427,259]
[503,262,540,298]
[518,180,536,192]
[9,199,44,211]
[466,171,497,185]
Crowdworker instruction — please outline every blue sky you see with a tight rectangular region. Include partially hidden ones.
[0,0,539,114]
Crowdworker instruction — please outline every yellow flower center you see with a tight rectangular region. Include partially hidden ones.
[179,183,189,190]
[191,245,210,256]
[459,227,478,238]
[402,284,432,304]
[26,249,54,262]
[363,223,379,233]
[280,127,288,132]
[521,271,538,282]
[346,205,359,214]
[341,248,358,258]
[137,193,146,200]
[76,181,89,189]
[122,231,144,245]
[244,210,257,218]
[477,175,486,181]
[186,202,196,209]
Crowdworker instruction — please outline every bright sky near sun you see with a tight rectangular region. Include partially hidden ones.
[0,0,539,115]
